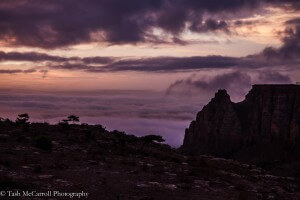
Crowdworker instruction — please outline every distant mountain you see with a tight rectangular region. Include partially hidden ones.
[182,85,300,174]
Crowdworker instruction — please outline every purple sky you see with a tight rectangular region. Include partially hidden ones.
[0,0,299,146]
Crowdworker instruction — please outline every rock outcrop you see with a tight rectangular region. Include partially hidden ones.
[182,84,300,157]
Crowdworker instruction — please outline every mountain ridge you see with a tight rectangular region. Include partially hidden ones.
[182,84,300,167]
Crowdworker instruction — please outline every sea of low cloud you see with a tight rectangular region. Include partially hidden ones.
[0,69,293,147]
[0,89,209,147]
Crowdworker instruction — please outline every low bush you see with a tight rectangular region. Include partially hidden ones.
[33,135,52,151]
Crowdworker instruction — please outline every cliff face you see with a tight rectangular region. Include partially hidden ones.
[182,85,300,157]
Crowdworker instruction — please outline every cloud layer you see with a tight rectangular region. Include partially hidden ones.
[0,49,298,74]
[0,0,298,48]
[263,20,300,59]
[1,16,299,74]
[166,70,292,102]
[0,89,204,146]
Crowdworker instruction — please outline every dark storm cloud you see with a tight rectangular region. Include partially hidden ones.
[263,23,300,59]
[1,0,293,48]
[1,15,299,74]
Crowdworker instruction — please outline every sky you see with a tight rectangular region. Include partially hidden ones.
[0,0,299,146]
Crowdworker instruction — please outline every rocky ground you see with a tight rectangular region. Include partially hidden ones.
[0,121,299,200]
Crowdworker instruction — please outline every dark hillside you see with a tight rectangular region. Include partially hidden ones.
[0,117,299,199]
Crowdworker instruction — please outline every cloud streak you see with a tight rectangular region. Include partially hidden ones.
[0,68,36,74]
[0,51,298,74]
[0,51,114,64]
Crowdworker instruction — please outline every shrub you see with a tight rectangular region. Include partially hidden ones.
[16,113,30,125]
[59,120,70,132]
[67,115,80,124]
[96,124,106,132]
[60,115,80,125]
[33,135,52,151]
[141,135,165,144]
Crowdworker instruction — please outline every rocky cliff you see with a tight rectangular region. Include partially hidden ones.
[182,84,300,158]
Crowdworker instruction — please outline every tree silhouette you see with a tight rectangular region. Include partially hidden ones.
[67,115,80,124]
[138,135,165,152]
[16,113,30,124]
[141,135,165,144]
[60,115,80,125]
[61,119,69,124]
